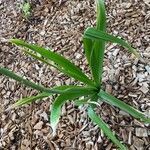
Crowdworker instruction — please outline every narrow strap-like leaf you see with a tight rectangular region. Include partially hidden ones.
[96,0,106,31]
[14,92,51,107]
[90,41,105,87]
[75,99,100,106]
[50,87,96,133]
[0,67,62,94]
[10,39,95,86]
[0,67,93,95]
[98,90,150,123]
[74,93,99,107]
[23,49,74,75]
[84,27,140,58]
[87,107,128,150]
[83,38,93,66]
[83,0,107,86]
[24,49,78,80]
[23,49,59,70]
[53,85,92,91]
[88,0,106,87]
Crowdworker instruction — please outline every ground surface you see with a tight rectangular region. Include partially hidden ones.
[0,0,150,150]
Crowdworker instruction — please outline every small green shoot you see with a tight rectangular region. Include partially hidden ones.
[20,1,31,19]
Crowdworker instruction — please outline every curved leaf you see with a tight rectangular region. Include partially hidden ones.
[98,90,150,123]
[88,107,127,150]
[50,87,96,133]
[91,0,106,86]
[0,67,94,95]
[0,67,62,94]
[83,0,106,87]
[10,39,95,86]
[23,49,74,76]
[83,38,93,66]
[74,93,99,107]
[14,92,51,107]
[13,85,84,107]
[23,49,59,70]
[96,0,106,31]
[84,27,140,58]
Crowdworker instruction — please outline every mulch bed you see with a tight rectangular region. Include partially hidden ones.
[0,0,150,149]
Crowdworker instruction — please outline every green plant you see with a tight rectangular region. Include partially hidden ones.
[0,0,149,149]
[20,1,31,19]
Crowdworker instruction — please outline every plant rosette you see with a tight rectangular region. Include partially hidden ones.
[0,0,149,149]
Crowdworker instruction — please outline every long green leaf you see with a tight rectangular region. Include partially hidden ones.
[0,67,95,95]
[83,38,93,66]
[75,99,100,106]
[53,85,92,91]
[87,107,127,150]
[23,49,59,70]
[83,0,106,87]
[99,90,150,123]
[0,67,62,94]
[14,92,51,107]
[13,85,84,107]
[10,39,95,87]
[89,0,106,87]
[6,85,94,111]
[50,87,96,133]
[24,49,77,79]
[84,27,140,58]
[96,0,106,31]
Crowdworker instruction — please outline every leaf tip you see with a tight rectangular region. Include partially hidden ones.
[50,122,58,136]
[9,38,22,45]
[5,104,16,112]
[50,112,59,136]
[9,39,16,43]
[132,48,140,58]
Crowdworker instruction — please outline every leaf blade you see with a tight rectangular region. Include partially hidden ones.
[0,67,94,95]
[50,87,96,133]
[83,38,93,66]
[23,49,59,70]
[0,67,61,94]
[87,107,128,150]
[84,27,140,58]
[23,49,75,77]
[85,0,106,87]
[98,90,150,123]
[10,39,95,86]
[14,92,51,107]
[96,0,106,31]
[92,0,106,86]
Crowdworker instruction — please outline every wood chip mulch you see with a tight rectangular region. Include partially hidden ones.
[0,0,150,149]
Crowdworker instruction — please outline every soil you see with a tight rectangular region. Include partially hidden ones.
[0,0,150,150]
